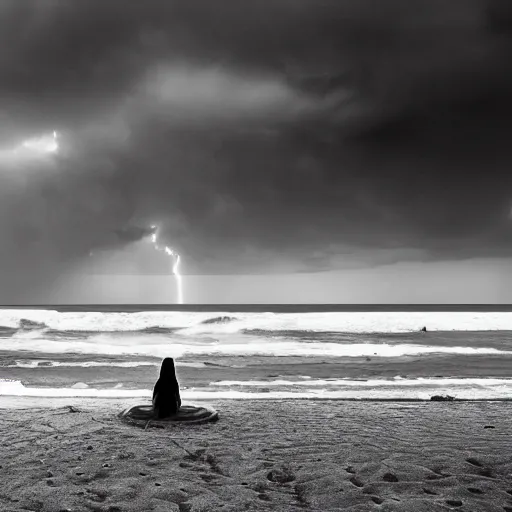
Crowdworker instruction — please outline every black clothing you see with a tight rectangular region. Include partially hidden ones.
[152,357,181,418]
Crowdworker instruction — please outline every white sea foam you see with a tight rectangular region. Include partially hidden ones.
[7,360,158,368]
[2,309,512,334]
[0,379,150,398]
[0,337,508,358]
[2,379,512,400]
[211,377,512,388]
[5,360,207,369]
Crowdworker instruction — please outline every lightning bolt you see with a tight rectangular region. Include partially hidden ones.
[150,226,184,304]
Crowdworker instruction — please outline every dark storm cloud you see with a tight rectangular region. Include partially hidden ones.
[1,0,512,298]
[114,225,156,244]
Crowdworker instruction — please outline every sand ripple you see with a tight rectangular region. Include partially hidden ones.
[1,400,512,511]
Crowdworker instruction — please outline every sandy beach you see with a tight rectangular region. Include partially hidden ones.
[2,399,512,511]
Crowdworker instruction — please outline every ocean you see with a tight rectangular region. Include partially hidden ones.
[1,305,512,400]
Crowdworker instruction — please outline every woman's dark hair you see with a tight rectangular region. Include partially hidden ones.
[153,357,181,418]
[159,357,177,379]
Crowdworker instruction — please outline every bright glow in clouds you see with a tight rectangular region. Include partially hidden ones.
[0,130,59,164]
[21,131,59,153]
[149,225,184,304]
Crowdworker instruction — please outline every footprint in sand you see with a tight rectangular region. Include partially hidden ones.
[371,496,384,504]
[349,476,364,488]
[267,468,295,484]
[466,458,483,467]
[200,473,218,482]
[467,487,484,495]
[426,474,446,480]
[423,488,437,495]
[345,466,356,474]
[446,499,463,507]
[427,468,452,479]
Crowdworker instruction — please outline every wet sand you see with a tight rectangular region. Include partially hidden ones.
[1,399,512,511]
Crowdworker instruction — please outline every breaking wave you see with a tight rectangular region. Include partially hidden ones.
[1,360,206,369]
[3,377,512,400]
[0,337,508,359]
[19,319,48,330]
[2,309,512,336]
[200,316,238,325]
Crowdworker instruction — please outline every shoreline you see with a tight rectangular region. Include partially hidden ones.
[4,395,512,411]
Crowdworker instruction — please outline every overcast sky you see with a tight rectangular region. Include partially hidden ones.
[1,0,512,303]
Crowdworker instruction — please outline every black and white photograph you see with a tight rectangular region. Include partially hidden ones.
[2,1,512,510]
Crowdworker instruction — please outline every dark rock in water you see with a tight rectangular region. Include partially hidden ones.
[420,326,427,332]
[201,316,237,325]
[430,395,454,401]
[37,361,53,367]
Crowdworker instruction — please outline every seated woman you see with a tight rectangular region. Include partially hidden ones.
[152,357,182,419]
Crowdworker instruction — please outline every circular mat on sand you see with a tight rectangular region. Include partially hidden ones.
[119,404,219,428]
